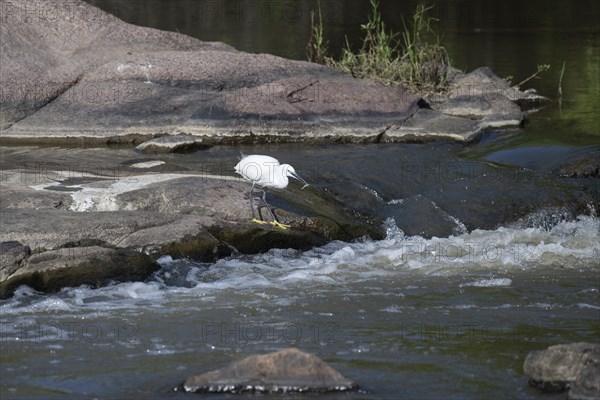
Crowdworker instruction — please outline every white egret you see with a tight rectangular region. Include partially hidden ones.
[234,153,309,229]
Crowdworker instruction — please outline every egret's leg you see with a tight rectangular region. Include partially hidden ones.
[249,182,267,225]
[261,190,290,229]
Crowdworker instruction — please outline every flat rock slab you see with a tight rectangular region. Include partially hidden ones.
[183,348,356,393]
[385,108,484,142]
[523,342,600,399]
[0,147,383,297]
[1,0,540,145]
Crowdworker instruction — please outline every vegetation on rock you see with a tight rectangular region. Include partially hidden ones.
[308,1,451,97]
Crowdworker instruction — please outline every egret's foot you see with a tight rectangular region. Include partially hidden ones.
[270,220,290,229]
[250,218,268,225]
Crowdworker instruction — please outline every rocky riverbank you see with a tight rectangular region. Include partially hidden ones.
[0,146,384,298]
[0,0,556,297]
[1,0,545,147]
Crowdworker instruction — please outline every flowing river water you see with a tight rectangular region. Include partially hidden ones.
[1,1,599,399]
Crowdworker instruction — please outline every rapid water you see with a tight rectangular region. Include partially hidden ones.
[1,215,599,399]
[2,1,599,398]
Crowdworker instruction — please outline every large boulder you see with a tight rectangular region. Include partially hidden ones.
[1,0,538,145]
[0,0,420,143]
[183,348,356,393]
[523,342,600,399]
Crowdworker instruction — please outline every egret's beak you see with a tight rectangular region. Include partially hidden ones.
[290,171,309,189]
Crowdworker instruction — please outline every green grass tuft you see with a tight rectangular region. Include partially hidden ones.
[308,1,451,97]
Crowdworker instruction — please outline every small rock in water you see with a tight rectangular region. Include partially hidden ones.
[523,342,600,399]
[183,347,357,393]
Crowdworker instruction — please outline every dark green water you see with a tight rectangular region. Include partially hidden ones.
[1,2,599,399]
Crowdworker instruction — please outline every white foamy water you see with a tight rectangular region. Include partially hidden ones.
[1,215,598,314]
[460,278,513,287]
[1,216,598,400]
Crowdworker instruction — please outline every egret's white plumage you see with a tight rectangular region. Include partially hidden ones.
[234,154,309,228]
[234,154,308,189]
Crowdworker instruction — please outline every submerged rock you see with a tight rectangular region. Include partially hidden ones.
[523,342,600,399]
[183,348,356,393]
[556,152,600,178]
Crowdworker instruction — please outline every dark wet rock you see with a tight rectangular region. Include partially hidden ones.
[556,153,600,178]
[1,0,539,145]
[0,241,31,282]
[389,195,467,238]
[183,348,356,393]
[523,343,600,398]
[321,185,466,239]
[0,246,159,299]
[136,135,211,154]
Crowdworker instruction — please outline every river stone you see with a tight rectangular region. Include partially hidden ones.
[183,348,356,393]
[0,246,160,299]
[523,343,600,394]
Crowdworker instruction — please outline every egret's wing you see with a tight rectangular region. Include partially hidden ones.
[239,151,247,160]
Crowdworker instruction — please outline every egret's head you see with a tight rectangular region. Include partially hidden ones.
[283,164,309,189]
